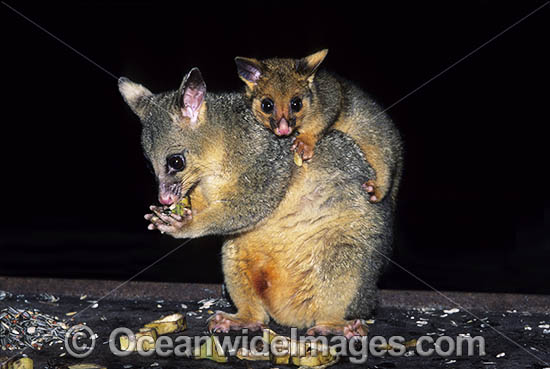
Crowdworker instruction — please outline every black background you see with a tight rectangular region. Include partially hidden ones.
[1,2,548,294]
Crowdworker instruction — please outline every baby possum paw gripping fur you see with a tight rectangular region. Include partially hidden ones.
[145,205,192,234]
[362,180,381,203]
[291,134,315,161]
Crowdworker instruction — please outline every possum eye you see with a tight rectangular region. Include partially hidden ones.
[290,97,303,113]
[166,154,186,172]
[260,98,274,114]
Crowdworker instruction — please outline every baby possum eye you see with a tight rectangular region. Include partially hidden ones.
[261,98,274,114]
[166,153,186,173]
[290,97,303,113]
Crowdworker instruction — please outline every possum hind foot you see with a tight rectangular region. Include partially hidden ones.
[207,311,266,333]
[306,319,368,339]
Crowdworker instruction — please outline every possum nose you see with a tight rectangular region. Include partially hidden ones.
[277,118,291,136]
[159,192,177,205]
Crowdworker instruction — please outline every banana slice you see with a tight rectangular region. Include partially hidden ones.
[376,338,417,351]
[68,365,106,369]
[144,313,187,335]
[236,347,270,361]
[294,152,303,167]
[193,336,228,363]
[119,327,157,352]
[168,196,191,216]
[236,329,274,361]
[235,329,337,367]
[10,358,33,369]
[291,341,339,368]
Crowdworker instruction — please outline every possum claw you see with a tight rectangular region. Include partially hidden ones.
[307,319,368,339]
[362,180,380,203]
[207,311,265,333]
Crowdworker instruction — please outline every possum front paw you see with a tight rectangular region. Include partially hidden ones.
[291,135,315,161]
[362,180,381,203]
[207,311,266,333]
[144,205,192,234]
[306,319,368,339]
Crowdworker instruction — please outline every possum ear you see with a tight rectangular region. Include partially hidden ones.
[178,67,207,128]
[296,49,328,83]
[118,77,153,117]
[235,56,262,88]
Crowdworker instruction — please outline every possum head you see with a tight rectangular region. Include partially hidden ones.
[235,49,328,137]
[118,68,210,206]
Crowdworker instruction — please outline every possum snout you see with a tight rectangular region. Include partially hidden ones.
[158,181,182,205]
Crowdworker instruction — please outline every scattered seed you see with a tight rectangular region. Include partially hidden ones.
[198,298,217,310]
[39,293,60,303]
[443,308,459,314]
[1,306,74,351]
[0,291,11,301]
[496,352,505,358]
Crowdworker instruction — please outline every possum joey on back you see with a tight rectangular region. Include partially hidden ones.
[235,49,404,204]
[235,49,329,161]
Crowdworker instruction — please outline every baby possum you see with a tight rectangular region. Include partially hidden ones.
[235,50,402,203]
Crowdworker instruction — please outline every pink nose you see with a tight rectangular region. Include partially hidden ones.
[277,118,291,136]
[159,192,177,205]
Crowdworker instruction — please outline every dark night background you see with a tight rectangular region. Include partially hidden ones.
[1,2,548,294]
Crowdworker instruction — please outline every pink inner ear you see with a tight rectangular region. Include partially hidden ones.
[248,68,261,82]
[236,58,262,83]
[182,85,205,123]
[183,88,204,112]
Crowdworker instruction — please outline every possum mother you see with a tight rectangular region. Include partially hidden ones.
[119,67,398,338]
